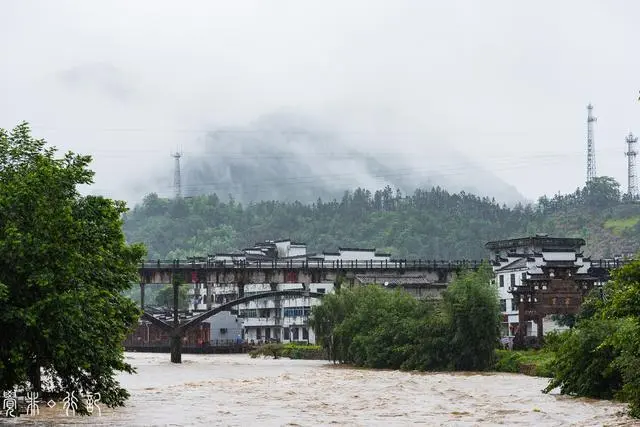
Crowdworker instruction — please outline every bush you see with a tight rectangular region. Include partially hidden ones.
[281,343,324,360]
[249,343,325,360]
[493,350,555,378]
[249,343,284,359]
[309,263,502,372]
[544,259,640,418]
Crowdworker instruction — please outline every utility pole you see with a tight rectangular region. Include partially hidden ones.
[625,132,638,198]
[586,104,597,183]
[171,150,183,199]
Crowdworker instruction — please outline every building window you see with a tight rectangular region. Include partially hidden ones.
[521,272,526,281]
[283,307,312,317]
[239,309,258,318]
[510,274,516,287]
[316,288,326,294]
[302,328,309,340]
[283,328,290,340]
[511,299,518,312]
[500,299,507,312]
[292,328,299,341]
[499,275,504,287]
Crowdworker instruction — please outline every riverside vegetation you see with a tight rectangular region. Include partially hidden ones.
[298,258,640,419]
[0,123,145,414]
[308,264,501,371]
[248,258,640,418]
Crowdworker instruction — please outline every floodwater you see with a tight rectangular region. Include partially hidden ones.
[5,352,635,426]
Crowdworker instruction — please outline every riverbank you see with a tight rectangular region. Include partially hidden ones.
[253,345,557,379]
[249,342,324,359]
[493,349,556,377]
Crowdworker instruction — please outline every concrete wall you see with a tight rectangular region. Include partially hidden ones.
[203,311,244,343]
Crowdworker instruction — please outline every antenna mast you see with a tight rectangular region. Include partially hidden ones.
[171,150,183,198]
[625,132,638,198]
[586,104,597,183]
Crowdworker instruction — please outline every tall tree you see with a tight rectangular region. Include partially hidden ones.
[0,122,145,413]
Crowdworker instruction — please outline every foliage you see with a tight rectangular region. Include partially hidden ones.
[281,343,324,360]
[441,263,500,370]
[544,259,640,417]
[493,350,555,377]
[249,342,324,360]
[154,284,190,310]
[309,264,501,372]
[604,216,640,236]
[124,177,640,260]
[0,123,145,414]
[249,343,284,359]
[550,314,576,328]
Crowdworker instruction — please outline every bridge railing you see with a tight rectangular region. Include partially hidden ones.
[140,259,487,270]
[139,257,634,271]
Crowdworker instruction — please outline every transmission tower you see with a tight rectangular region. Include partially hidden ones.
[586,104,597,183]
[625,132,638,198]
[171,151,183,198]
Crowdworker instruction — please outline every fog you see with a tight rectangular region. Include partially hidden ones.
[1,0,639,205]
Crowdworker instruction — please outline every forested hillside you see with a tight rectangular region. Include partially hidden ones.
[123,176,640,260]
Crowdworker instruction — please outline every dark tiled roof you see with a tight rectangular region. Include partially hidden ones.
[339,247,375,252]
[495,258,528,272]
[355,274,435,285]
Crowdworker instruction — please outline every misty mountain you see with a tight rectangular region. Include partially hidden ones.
[182,113,526,205]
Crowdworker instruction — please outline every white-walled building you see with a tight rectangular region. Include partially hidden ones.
[202,311,244,345]
[189,239,400,345]
[486,235,598,339]
[238,281,334,344]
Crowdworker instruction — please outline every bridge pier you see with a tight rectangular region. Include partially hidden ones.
[171,274,182,363]
[170,333,182,363]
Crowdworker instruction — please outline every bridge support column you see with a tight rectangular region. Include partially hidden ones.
[536,316,544,344]
[171,274,182,364]
[170,333,182,363]
[206,282,211,310]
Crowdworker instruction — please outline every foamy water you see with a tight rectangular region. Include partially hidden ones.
[5,352,634,426]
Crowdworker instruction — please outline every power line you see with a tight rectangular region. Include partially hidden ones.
[169,157,571,197]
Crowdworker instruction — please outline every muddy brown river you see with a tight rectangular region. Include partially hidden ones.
[4,352,635,426]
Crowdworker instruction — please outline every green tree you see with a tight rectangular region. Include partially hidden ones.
[442,263,501,370]
[583,176,621,208]
[546,259,640,417]
[309,264,500,372]
[155,283,190,310]
[0,123,145,413]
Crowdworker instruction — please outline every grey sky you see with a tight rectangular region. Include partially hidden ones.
[1,0,639,204]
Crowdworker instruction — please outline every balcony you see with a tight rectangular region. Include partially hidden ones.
[242,317,283,327]
[282,316,309,327]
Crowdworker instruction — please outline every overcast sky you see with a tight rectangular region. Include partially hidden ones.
[1,0,639,204]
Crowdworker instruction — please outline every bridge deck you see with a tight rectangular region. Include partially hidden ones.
[140,259,486,271]
[140,259,632,270]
